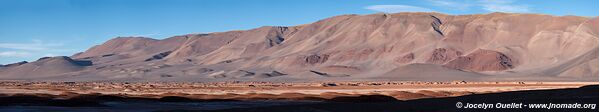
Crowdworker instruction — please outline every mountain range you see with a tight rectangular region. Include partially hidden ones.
[1,12,599,82]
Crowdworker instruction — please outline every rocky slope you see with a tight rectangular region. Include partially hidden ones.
[0,56,92,79]
[1,12,598,81]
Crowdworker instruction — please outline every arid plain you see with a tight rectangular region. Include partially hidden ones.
[0,81,596,100]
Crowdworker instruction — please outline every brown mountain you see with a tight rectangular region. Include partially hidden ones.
[1,12,599,81]
[0,56,91,79]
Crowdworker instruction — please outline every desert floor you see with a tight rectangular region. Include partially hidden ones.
[1,81,597,100]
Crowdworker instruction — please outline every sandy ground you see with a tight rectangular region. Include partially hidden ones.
[1,81,598,100]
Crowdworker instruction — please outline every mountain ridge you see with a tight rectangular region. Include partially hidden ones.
[2,12,599,81]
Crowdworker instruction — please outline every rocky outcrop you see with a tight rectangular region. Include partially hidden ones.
[145,51,173,62]
[396,53,415,64]
[238,70,256,77]
[306,54,329,64]
[427,48,462,64]
[309,70,350,77]
[310,70,328,76]
[51,56,93,66]
[444,49,514,71]
[264,26,289,47]
[430,15,444,36]
[253,71,287,78]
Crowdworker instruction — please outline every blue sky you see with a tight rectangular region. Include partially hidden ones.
[0,0,597,64]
